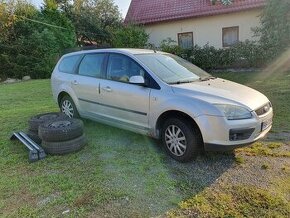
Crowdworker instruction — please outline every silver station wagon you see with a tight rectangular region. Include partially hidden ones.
[51,49,273,162]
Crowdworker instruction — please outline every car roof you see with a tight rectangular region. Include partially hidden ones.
[62,48,161,57]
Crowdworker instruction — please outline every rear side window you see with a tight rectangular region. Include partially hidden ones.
[58,55,81,74]
[78,54,106,78]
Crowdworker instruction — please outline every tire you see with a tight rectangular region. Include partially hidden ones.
[28,112,67,132]
[42,134,87,155]
[39,118,84,142]
[27,130,42,144]
[60,95,79,118]
[161,118,201,162]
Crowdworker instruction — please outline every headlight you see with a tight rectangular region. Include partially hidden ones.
[214,104,252,120]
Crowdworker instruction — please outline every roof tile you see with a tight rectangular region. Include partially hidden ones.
[125,0,266,24]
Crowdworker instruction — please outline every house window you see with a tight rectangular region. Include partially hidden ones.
[222,26,239,47]
[178,32,193,49]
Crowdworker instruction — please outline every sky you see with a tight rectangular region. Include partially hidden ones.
[114,0,131,18]
[30,0,132,18]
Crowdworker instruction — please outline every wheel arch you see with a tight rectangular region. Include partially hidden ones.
[155,110,204,145]
[57,91,70,107]
[57,91,80,118]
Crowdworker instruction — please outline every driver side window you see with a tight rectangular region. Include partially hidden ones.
[107,54,145,83]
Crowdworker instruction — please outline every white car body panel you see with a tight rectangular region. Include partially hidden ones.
[172,78,269,111]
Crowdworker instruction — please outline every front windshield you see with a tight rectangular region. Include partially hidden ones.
[136,53,211,84]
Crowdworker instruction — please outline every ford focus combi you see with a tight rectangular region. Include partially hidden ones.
[51,49,273,162]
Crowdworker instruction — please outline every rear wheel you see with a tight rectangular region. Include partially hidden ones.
[161,118,201,162]
[60,95,79,118]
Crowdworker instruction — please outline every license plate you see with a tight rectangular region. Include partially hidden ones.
[261,117,272,131]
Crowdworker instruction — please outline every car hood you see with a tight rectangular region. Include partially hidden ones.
[171,78,269,111]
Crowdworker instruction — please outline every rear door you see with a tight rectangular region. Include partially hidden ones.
[70,53,106,116]
[98,53,151,131]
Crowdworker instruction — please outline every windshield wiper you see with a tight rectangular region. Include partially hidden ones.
[199,76,217,81]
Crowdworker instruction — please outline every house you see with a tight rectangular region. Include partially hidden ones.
[125,0,266,48]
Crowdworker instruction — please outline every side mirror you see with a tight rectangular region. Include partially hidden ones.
[129,76,145,85]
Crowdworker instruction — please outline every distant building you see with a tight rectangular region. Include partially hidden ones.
[125,0,266,48]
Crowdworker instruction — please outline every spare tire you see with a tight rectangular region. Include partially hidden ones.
[29,112,67,132]
[42,134,87,155]
[39,118,84,142]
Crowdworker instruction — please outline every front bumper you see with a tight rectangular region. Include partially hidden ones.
[204,125,271,151]
[195,108,273,152]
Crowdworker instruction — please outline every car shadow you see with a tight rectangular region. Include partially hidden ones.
[147,137,236,197]
[82,120,236,216]
[164,150,235,198]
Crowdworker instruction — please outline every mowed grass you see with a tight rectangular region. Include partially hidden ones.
[0,71,290,217]
[168,183,290,217]
[0,81,182,217]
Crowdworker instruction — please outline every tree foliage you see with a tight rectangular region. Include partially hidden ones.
[0,0,76,79]
[255,0,290,60]
[112,24,149,48]
[57,0,122,45]
[0,0,149,79]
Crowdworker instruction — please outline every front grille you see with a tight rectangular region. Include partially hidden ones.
[255,102,272,116]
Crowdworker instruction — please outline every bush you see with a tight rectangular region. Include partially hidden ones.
[159,38,265,70]
[112,24,149,48]
[160,38,185,56]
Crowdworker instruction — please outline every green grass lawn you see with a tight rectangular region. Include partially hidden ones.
[0,71,289,217]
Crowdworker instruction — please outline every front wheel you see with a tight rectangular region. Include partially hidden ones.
[60,96,79,118]
[161,118,201,162]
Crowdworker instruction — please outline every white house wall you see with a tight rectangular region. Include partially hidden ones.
[145,9,262,48]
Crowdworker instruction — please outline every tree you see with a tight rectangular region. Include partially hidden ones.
[0,0,36,42]
[111,24,149,48]
[255,0,290,60]
[41,0,76,50]
[0,0,76,79]
[57,0,122,46]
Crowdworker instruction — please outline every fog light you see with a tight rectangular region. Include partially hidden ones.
[229,128,255,141]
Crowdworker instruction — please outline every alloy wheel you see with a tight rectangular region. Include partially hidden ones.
[49,120,72,128]
[165,125,187,156]
[62,100,74,118]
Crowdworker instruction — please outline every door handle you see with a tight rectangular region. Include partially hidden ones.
[102,86,112,92]
[72,80,78,85]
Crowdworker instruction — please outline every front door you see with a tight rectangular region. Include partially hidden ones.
[98,53,151,131]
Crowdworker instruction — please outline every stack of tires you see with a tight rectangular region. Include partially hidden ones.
[27,113,67,144]
[27,113,87,155]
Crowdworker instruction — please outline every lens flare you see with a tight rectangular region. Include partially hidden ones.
[256,48,290,80]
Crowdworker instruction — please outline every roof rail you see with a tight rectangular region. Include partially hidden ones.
[62,45,113,55]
